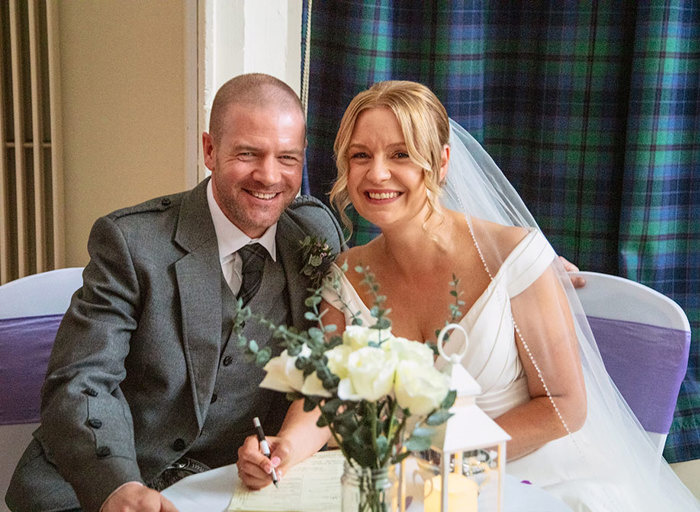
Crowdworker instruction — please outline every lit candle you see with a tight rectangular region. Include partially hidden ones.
[423,452,480,512]
[423,472,479,511]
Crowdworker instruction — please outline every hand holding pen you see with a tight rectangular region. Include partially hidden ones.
[253,417,279,488]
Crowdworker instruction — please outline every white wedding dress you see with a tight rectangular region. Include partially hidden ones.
[322,228,690,512]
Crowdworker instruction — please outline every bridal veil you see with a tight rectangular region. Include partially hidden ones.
[443,119,699,511]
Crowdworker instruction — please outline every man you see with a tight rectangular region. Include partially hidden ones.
[6,73,344,512]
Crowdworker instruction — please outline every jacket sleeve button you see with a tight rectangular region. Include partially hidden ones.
[88,418,103,429]
[161,198,172,206]
[172,438,186,451]
[83,387,98,397]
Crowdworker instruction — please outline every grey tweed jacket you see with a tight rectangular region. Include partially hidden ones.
[5,178,345,512]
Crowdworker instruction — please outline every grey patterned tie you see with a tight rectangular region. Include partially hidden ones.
[237,243,267,306]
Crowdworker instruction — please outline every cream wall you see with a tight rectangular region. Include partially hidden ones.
[56,0,302,267]
[58,1,195,266]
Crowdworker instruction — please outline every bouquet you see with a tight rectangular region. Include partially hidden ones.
[236,239,459,511]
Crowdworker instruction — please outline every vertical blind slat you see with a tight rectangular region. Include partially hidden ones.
[0,6,9,283]
[46,0,63,269]
[9,0,27,277]
[28,0,45,272]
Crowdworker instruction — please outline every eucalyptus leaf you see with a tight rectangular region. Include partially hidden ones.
[303,397,317,412]
[404,435,432,452]
[374,318,391,330]
[255,347,271,366]
[352,425,373,445]
[308,327,324,342]
[304,295,321,307]
[411,426,435,438]
[321,398,342,415]
[426,410,453,426]
[351,445,376,467]
[441,389,457,409]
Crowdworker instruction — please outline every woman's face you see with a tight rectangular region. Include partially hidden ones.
[345,107,430,230]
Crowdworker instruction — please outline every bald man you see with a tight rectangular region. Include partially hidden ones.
[6,74,344,512]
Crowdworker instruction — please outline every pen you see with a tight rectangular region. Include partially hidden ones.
[253,416,279,488]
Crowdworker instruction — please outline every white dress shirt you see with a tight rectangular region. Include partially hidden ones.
[206,181,277,294]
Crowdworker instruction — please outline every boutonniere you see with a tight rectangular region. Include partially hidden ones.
[299,235,336,287]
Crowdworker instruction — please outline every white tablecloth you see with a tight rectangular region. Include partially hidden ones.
[162,464,573,512]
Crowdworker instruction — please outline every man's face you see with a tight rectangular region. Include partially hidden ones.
[203,103,305,238]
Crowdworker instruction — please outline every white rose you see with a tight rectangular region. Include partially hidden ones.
[338,346,397,401]
[394,360,450,416]
[301,371,332,397]
[384,337,435,366]
[325,344,352,379]
[342,325,392,350]
[259,345,311,393]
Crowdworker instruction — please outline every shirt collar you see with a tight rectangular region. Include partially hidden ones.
[206,180,277,262]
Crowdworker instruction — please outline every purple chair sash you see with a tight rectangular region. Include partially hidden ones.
[588,315,691,434]
[0,314,62,425]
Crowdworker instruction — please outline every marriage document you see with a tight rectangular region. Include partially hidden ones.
[228,449,345,512]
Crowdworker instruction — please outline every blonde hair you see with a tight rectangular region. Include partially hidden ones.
[329,80,450,232]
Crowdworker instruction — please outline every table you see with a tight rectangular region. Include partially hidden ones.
[162,464,573,512]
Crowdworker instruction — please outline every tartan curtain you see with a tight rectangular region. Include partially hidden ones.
[301,1,700,463]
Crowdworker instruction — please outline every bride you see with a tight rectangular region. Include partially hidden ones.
[319,80,699,511]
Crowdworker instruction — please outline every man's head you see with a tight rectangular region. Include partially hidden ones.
[203,73,306,238]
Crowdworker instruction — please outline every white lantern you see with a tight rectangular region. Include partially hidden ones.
[400,323,510,512]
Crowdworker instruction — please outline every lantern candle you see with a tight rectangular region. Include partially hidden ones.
[423,452,479,512]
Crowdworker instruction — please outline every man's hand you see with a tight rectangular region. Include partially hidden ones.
[237,434,291,490]
[559,256,586,288]
[101,482,178,512]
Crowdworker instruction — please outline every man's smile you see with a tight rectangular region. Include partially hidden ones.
[248,190,279,200]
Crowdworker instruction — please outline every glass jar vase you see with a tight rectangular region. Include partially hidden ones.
[340,461,399,512]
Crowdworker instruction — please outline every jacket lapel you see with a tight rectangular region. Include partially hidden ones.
[173,179,222,429]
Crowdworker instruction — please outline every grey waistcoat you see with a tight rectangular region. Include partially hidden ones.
[187,255,291,468]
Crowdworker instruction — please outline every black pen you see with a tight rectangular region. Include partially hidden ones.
[253,416,279,488]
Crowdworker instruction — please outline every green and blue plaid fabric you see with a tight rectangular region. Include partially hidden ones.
[302,1,699,462]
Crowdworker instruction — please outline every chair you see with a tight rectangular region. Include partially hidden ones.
[0,267,83,511]
[573,271,691,457]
